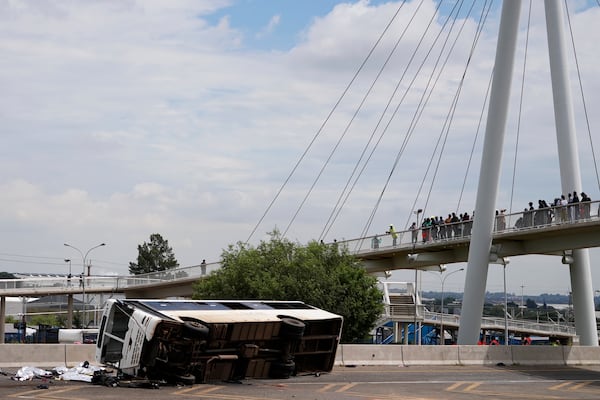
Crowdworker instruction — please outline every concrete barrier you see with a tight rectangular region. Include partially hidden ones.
[458,345,512,365]
[0,344,96,368]
[402,345,459,366]
[335,344,403,365]
[511,345,564,365]
[563,346,600,365]
[2,343,600,369]
[335,344,600,367]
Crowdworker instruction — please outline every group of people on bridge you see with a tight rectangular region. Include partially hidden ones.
[374,190,595,249]
[516,191,594,228]
[409,212,473,244]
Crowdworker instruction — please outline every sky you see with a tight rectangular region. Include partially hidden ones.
[1,0,600,297]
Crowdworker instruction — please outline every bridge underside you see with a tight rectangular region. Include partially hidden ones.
[123,277,198,298]
[358,220,600,273]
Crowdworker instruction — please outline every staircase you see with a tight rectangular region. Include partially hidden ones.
[387,294,419,321]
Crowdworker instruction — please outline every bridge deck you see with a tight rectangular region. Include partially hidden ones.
[341,203,600,272]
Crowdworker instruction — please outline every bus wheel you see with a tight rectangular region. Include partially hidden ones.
[183,321,209,338]
[269,360,295,379]
[279,317,305,339]
[174,373,196,386]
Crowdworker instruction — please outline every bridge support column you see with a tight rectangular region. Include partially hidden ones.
[67,294,73,329]
[458,0,521,345]
[0,296,5,344]
[545,0,598,346]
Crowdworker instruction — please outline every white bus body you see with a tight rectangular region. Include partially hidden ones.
[95,299,343,384]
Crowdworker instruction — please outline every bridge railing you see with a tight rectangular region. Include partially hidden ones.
[338,199,600,254]
[423,311,575,336]
[0,276,126,294]
[0,261,225,294]
[125,261,222,285]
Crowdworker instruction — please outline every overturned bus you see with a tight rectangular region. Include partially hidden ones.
[95,299,343,384]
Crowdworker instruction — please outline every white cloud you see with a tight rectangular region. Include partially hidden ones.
[256,14,281,39]
[0,1,599,296]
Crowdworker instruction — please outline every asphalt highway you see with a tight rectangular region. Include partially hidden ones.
[2,364,600,399]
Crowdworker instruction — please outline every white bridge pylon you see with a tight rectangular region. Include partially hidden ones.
[458,1,598,346]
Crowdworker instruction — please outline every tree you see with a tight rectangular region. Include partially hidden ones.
[30,314,61,328]
[192,230,383,343]
[129,233,179,275]
[0,272,16,279]
[526,298,538,309]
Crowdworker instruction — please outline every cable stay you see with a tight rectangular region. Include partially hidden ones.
[282,0,429,238]
[565,2,600,193]
[358,0,490,242]
[245,0,408,244]
[406,0,492,229]
[508,0,533,224]
[319,0,449,242]
[352,0,468,244]
[316,0,435,242]
[248,1,598,247]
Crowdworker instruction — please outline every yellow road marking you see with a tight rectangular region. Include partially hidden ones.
[571,381,591,390]
[175,385,223,395]
[336,383,358,392]
[318,383,338,392]
[549,381,572,390]
[9,386,86,400]
[465,382,482,391]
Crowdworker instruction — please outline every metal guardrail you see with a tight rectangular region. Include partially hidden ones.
[379,281,576,337]
[422,311,576,336]
[0,261,223,295]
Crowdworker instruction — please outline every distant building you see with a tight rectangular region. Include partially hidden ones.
[27,295,84,314]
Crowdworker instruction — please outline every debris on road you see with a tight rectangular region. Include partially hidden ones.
[11,361,104,383]
[12,366,53,381]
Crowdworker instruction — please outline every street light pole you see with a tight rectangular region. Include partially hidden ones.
[434,268,464,345]
[413,209,423,247]
[64,259,72,275]
[64,242,106,327]
[502,258,511,345]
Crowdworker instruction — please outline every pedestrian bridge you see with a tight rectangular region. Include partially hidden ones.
[0,262,221,298]
[1,202,598,298]
[337,201,600,273]
[377,281,576,345]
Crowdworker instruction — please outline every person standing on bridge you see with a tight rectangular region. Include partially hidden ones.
[200,259,207,275]
[581,192,591,219]
[559,194,568,222]
[386,225,398,246]
[410,222,418,245]
[371,235,381,249]
[570,191,580,220]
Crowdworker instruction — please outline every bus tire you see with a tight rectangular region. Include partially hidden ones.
[269,360,295,379]
[174,373,196,386]
[183,321,209,338]
[279,317,305,339]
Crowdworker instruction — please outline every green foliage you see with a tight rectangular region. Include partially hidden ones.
[5,315,17,323]
[129,233,179,275]
[193,230,383,343]
[30,314,61,327]
[73,312,83,329]
[525,298,538,309]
